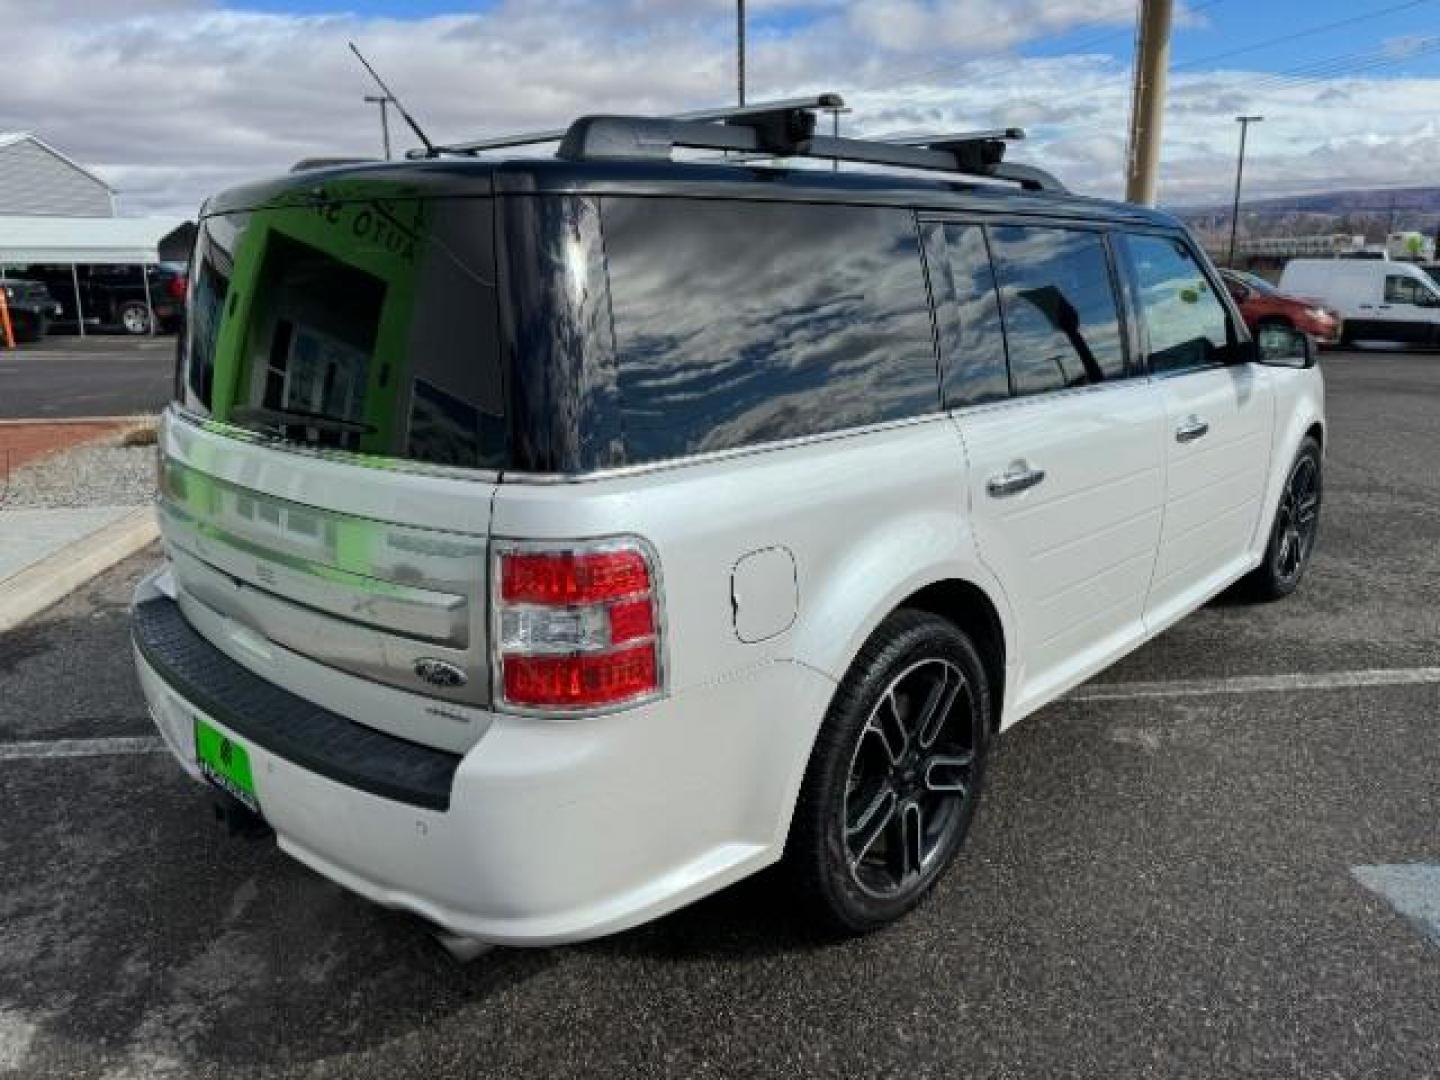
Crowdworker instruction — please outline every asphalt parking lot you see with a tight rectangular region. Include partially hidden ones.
[1,349,1438,1078]
[0,337,174,419]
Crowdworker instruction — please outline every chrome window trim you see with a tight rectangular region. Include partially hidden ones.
[167,404,503,484]
[945,372,1157,420]
[498,412,951,485]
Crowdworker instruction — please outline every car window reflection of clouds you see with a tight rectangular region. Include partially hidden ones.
[604,199,938,464]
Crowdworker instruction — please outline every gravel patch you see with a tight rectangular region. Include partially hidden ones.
[0,442,155,510]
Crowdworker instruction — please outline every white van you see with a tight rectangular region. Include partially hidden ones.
[1280,258,1440,346]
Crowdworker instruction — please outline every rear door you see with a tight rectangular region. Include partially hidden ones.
[925,219,1165,712]
[1117,231,1275,631]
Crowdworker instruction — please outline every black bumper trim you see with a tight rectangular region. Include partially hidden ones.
[133,596,461,812]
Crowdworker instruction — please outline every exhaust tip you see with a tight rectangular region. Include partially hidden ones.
[431,930,494,963]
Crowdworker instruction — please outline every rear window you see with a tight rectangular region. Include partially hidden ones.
[601,197,940,465]
[179,196,506,470]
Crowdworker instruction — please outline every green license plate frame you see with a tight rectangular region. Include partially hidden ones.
[194,718,260,815]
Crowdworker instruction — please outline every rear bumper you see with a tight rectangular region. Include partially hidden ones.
[132,567,834,945]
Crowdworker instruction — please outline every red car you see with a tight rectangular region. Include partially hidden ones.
[1220,269,1342,345]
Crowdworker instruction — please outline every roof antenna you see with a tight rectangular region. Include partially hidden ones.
[348,41,437,158]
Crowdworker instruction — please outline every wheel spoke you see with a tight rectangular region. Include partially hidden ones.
[901,802,924,878]
[847,788,897,867]
[916,668,964,750]
[866,691,908,765]
[923,752,974,793]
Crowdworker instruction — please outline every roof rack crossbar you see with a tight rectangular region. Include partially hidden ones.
[423,93,845,157]
[558,113,1067,193]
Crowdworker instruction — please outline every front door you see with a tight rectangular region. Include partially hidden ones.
[1376,272,1440,345]
[1117,232,1276,630]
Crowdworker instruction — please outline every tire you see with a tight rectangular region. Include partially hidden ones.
[1244,436,1322,601]
[117,301,152,336]
[784,609,992,934]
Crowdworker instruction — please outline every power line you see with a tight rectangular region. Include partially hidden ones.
[852,0,1439,143]
[854,0,1231,98]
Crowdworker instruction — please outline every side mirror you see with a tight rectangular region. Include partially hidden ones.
[1254,324,1316,369]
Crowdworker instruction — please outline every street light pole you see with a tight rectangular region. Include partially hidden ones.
[365,94,393,160]
[736,0,746,106]
[1227,115,1263,268]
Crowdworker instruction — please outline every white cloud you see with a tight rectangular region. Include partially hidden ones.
[0,0,1437,217]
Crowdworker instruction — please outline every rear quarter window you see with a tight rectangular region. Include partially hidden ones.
[601,197,940,465]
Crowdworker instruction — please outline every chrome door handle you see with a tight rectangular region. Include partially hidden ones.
[1175,415,1210,443]
[987,461,1046,498]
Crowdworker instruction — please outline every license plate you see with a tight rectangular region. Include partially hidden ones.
[194,718,260,814]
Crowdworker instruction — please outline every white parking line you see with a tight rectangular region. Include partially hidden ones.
[0,736,165,761]
[1071,666,1440,703]
[1353,865,1440,946]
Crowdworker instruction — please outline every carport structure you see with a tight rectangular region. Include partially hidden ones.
[0,215,187,339]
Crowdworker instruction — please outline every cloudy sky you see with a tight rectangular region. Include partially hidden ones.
[1,0,1438,217]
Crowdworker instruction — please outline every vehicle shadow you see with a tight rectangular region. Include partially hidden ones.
[578,865,843,964]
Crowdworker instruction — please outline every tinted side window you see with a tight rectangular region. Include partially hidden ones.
[1385,274,1425,304]
[1123,233,1232,374]
[923,222,1010,408]
[602,198,939,464]
[987,226,1127,396]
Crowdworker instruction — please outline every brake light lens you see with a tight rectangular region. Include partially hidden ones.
[493,539,664,713]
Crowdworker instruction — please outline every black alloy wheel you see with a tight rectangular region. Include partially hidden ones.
[1247,436,1323,600]
[786,609,991,933]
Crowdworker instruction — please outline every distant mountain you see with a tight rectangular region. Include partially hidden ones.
[1172,186,1440,217]
[1173,186,1440,245]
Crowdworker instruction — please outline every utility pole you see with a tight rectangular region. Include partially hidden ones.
[736,0,746,106]
[1227,115,1263,268]
[1124,0,1174,206]
[365,93,393,160]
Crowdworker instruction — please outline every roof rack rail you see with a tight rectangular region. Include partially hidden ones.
[412,93,1065,193]
[290,156,378,173]
[417,94,845,157]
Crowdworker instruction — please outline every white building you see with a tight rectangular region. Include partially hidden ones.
[0,132,117,217]
[0,132,189,337]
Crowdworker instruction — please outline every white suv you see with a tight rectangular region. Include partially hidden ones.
[132,98,1325,944]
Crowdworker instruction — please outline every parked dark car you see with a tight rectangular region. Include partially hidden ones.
[1219,268,1342,345]
[19,263,187,335]
[1,278,63,342]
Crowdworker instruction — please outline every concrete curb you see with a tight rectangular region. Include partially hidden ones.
[0,507,157,633]
[0,415,154,427]
[0,414,154,426]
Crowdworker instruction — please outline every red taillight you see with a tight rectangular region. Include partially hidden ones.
[501,549,649,605]
[167,275,187,301]
[493,539,663,713]
[502,645,658,709]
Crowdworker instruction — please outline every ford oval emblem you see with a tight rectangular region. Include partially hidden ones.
[413,657,467,689]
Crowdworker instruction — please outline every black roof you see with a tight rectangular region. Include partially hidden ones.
[204,155,1178,230]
